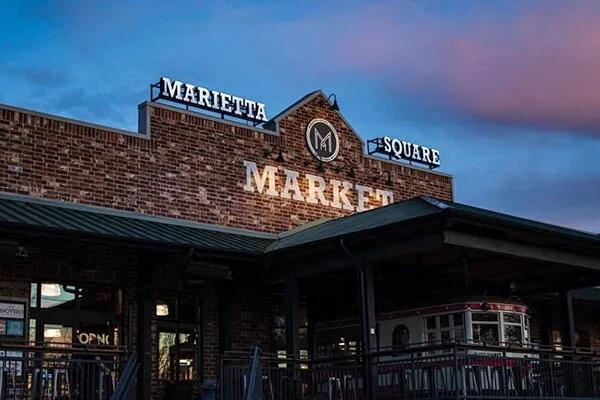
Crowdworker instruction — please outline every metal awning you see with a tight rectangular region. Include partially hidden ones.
[0,193,276,254]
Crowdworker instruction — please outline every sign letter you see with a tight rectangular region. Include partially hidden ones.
[330,179,354,211]
[306,174,330,206]
[355,184,374,212]
[281,169,304,201]
[243,161,279,196]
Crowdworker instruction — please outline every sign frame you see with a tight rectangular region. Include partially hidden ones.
[305,118,341,163]
[367,137,441,169]
[150,77,268,126]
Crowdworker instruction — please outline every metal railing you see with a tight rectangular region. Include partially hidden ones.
[0,341,128,400]
[220,343,600,399]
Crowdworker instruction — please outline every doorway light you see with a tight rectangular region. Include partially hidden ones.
[44,328,62,338]
[156,303,169,316]
[41,283,61,297]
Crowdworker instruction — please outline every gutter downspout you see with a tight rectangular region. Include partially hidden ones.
[339,238,378,400]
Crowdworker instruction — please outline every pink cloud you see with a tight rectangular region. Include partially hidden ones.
[295,0,600,135]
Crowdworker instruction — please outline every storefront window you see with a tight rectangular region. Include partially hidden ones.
[30,282,123,314]
[426,312,465,344]
[157,293,200,382]
[472,312,500,345]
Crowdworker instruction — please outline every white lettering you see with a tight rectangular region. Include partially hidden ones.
[157,78,269,122]
[421,146,432,164]
[220,93,233,113]
[355,184,373,212]
[383,136,392,153]
[306,174,329,206]
[255,103,267,122]
[232,96,244,116]
[330,179,354,211]
[375,189,394,206]
[402,142,412,159]
[411,143,422,161]
[197,87,210,107]
[243,161,279,196]
[210,90,221,111]
[241,161,395,211]
[281,169,304,201]
[183,84,197,104]
[431,149,440,166]
[161,77,183,100]
[391,139,403,159]
[244,99,257,119]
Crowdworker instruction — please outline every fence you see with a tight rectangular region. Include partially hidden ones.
[221,343,600,399]
[0,341,128,400]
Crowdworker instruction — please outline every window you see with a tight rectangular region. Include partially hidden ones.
[392,324,410,349]
[503,314,523,345]
[472,311,529,346]
[552,330,589,351]
[271,315,309,368]
[425,313,465,344]
[30,282,122,314]
[157,293,200,381]
[472,312,500,345]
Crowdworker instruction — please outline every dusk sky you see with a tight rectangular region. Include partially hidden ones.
[1,0,600,232]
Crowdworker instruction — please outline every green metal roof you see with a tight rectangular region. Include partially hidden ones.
[421,196,600,245]
[2,192,598,257]
[267,197,444,252]
[0,193,276,254]
[267,195,600,253]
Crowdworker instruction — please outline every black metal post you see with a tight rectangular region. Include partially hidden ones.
[136,254,154,400]
[219,282,233,355]
[560,290,576,349]
[358,263,378,400]
[285,275,300,397]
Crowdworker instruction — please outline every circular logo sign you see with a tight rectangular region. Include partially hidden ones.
[305,118,340,162]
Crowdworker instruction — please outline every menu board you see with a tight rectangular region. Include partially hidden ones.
[0,298,28,377]
[0,300,26,338]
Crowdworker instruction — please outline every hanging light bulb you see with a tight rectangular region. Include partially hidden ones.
[156,303,169,316]
[41,283,61,297]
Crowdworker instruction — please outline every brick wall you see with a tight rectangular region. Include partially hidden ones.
[0,91,453,398]
[0,93,453,234]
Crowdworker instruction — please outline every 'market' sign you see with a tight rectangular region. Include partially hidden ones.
[153,77,268,124]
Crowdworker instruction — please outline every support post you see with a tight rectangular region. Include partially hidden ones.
[285,276,300,398]
[285,276,300,357]
[136,254,154,400]
[219,282,233,355]
[560,290,576,350]
[358,263,378,400]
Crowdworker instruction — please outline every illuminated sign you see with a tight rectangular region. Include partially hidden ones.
[243,161,394,212]
[367,136,441,169]
[306,118,340,162]
[151,77,268,124]
[77,332,112,346]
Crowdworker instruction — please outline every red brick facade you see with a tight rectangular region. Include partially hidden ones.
[0,91,459,399]
[0,93,453,234]
[1,91,600,399]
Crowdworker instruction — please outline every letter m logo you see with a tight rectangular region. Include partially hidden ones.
[313,127,332,152]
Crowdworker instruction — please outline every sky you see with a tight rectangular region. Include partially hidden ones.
[1,0,600,232]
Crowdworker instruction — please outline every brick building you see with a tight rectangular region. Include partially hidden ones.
[1,83,600,399]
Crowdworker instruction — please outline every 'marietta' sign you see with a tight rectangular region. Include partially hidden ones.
[152,77,268,123]
[368,136,441,169]
[243,161,394,212]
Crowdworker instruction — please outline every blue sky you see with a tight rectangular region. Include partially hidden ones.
[2,0,600,232]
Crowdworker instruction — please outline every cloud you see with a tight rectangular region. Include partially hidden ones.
[6,66,68,88]
[276,0,600,137]
[473,171,600,233]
